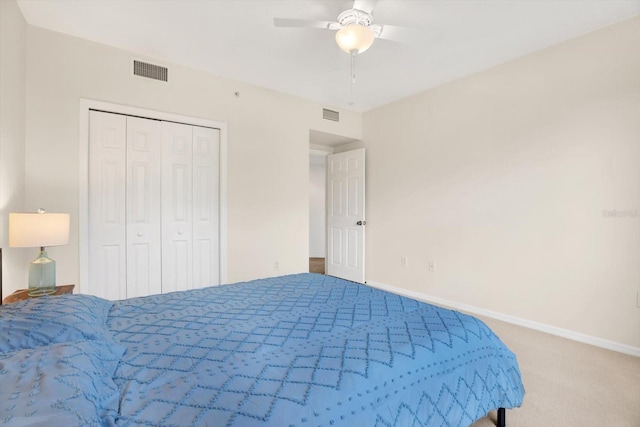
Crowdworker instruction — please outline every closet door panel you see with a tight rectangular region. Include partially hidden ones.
[126,117,162,298]
[162,122,193,293]
[88,111,127,300]
[193,127,220,288]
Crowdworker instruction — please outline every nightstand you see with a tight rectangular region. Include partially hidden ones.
[2,284,75,305]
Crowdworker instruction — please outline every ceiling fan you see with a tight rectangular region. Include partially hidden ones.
[273,0,404,55]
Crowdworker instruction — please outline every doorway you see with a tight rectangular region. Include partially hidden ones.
[309,147,329,274]
[308,129,360,277]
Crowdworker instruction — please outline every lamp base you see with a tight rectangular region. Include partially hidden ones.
[28,249,56,297]
[28,286,56,297]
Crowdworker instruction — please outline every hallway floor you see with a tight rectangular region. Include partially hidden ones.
[309,258,325,274]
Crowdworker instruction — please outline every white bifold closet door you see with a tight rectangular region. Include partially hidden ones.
[126,116,162,298]
[88,110,219,300]
[88,111,128,300]
[161,122,220,293]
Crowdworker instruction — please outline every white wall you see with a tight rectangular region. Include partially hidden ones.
[19,23,361,296]
[309,158,326,258]
[363,17,640,349]
[0,0,27,297]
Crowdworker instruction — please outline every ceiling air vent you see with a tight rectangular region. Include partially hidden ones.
[322,108,339,122]
[133,60,168,82]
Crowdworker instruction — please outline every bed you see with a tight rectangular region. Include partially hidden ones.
[0,273,524,426]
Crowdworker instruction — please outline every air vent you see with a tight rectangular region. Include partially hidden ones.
[322,108,339,122]
[133,60,168,82]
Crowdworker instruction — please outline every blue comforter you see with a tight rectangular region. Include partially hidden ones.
[0,273,524,426]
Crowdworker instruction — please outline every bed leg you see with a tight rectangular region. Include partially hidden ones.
[497,407,506,427]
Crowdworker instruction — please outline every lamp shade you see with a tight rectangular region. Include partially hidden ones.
[9,212,70,248]
[335,24,375,54]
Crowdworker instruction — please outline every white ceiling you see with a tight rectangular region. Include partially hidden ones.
[16,0,640,112]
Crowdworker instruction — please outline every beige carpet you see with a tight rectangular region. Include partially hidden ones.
[470,316,640,427]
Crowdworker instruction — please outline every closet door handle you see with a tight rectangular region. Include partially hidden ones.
[356,221,366,226]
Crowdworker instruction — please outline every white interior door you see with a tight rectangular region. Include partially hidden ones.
[88,111,127,300]
[326,148,365,283]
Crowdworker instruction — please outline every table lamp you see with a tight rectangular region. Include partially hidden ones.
[9,209,70,296]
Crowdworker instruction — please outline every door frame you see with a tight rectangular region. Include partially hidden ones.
[78,99,228,291]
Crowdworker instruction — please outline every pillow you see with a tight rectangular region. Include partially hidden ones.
[0,339,125,426]
[0,295,114,353]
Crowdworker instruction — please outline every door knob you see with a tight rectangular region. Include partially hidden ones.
[356,220,366,226]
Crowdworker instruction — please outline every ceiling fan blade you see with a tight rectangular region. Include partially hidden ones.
[353,0,378,14]
[376,24,413,43]
[273,17,340,30]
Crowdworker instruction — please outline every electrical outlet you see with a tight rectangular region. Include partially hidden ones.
[274,261,279,270]
[428,260,436,272]
[401,257,408,267]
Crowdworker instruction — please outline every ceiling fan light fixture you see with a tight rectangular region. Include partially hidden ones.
[335,24,375,54]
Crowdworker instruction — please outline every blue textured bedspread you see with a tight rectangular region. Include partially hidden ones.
[108,274,524,426]
[0,273,524,426]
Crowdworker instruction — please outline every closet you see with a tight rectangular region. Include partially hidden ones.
[87,110,220,300]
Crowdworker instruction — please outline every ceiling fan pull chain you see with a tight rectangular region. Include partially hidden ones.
[349,51,356,106]
[351,50,357,84]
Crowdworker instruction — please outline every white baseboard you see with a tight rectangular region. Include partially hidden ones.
[365,280,640,358]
